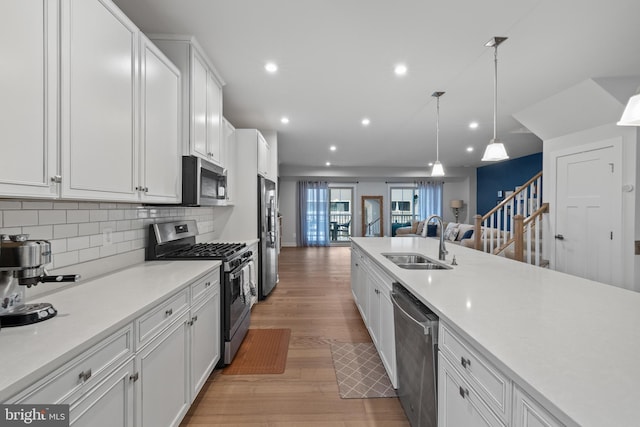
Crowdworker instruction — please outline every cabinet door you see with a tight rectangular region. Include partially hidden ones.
[379,286,397,388]
[61,0,139,201]
[191,50,208,160]
[257,133,270,178]
[367,282,381,348]
[190,288,220,400]
[140,36,181,203]
[513,386,564,427]
[206,72,222,165]
[438,354,506,427]
[70,359,135,427]
[0,0,58,198]
[136,314,190,427]
[223,118,236,203]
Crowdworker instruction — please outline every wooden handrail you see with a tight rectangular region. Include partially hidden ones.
[481,171,542,221]
[492,203,549,257]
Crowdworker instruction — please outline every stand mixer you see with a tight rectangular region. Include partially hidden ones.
[0,234,80,327]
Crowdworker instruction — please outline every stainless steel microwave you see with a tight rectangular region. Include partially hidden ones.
[181,156,228,206]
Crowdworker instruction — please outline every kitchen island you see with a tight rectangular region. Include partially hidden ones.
[351,237,640,427]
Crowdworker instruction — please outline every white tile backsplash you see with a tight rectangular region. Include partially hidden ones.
[0,199,218,279]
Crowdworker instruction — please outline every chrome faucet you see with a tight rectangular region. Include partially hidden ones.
[426,215,448,261]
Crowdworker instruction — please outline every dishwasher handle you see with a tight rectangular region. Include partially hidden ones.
[391,291,431,336]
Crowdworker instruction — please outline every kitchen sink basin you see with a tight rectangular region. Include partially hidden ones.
[382,253,452,270]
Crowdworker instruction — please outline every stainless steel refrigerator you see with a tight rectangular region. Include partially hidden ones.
[258,176,278,299]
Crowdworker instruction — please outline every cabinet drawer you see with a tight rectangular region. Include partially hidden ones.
[439,354,506,427]
[191,269,219,303]
[136,288,189,347]
[439,322,511,422]
[13,325,133,405]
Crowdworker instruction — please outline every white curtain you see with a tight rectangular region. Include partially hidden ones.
[297,181,330,246]
[417,181,443,220]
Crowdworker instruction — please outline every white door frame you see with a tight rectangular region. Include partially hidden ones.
[546,137,623,285]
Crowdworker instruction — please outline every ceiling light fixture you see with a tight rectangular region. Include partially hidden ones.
[329,145,337,151]
[617,86,640,126]
[325,162,331,166]
[469,121,479,129]
[466,147,474,152]
[481,36,509,162]
[265,62,278,73]
[361,118,370,126]
[431,91,445,177]
[280,117,289,124]
[394,64,407,76]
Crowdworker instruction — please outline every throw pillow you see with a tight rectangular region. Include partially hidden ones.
[443,222,458,240]
[461,229,474,240]
[410,221,419,234]
[456,224,475,241]
[426,224,438,237]
[416,221,426,236]
[447,228,459,241]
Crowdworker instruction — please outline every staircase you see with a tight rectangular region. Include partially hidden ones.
[473,172,549,267]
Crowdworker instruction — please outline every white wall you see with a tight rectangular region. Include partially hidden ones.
[543,123,639,291]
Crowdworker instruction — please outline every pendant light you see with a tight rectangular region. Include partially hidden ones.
[431,91,445,177]
[617,86,640,126]
[481,36,509,162]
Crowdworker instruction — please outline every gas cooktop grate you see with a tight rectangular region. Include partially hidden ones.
[167,242,247,259]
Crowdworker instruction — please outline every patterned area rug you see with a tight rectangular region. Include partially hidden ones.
[330,342,397,399]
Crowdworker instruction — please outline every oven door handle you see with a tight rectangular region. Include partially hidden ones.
[229,262,249,280]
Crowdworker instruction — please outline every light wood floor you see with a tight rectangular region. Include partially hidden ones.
[180,246,410,426]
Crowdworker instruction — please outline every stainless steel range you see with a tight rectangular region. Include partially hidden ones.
[146,220,255,365]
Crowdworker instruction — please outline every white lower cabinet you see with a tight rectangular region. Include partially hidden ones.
[513,386,564,427]
[190,277,221,398]
[8,267,221,427]
[70,359,135,427]
[438,355,506,427]
[136,312,190,427]
[350,246,396,387]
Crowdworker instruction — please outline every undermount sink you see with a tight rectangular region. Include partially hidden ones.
[382,253,452,270]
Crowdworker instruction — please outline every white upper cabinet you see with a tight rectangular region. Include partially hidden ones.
[0,0,59,198]
[139,35,181,203]
[257,133,271,179]
[150,36,226,167]
[60,0,139,201]
[222,117,236,204]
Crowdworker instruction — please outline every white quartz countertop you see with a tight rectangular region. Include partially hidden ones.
[351,237,640,427]
[0,260,221,401]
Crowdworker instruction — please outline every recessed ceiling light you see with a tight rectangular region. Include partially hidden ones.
[361,118,370,126]
[330,145,337,151]
[281,117,289,124]
[428,162,434,167]
[394,64,407,76]
[265,62,278,73]
[325,162,331,166]
[469,121,479,129]
[466,147,474,152]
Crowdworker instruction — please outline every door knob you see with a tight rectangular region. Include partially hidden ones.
[554,234,565,240]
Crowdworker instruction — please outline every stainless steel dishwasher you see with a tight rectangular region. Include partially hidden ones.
[391,282,439,427]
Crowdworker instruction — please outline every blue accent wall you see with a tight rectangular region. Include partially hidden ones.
[476,153,542,216]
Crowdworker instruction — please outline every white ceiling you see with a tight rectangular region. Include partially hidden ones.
[113,0,640,171]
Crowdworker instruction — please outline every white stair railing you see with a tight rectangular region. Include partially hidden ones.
[473,172,548,267]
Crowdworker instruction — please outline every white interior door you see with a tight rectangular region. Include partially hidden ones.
[555,145,620,285]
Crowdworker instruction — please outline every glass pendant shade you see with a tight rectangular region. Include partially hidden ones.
[431,160,445,177]
[431,91,445,176]
[482,36,509,162]
[617,93,640,126]
[481,138,509,161]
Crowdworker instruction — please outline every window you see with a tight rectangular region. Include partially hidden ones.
[390,187,418,224]
[390,183,442,224]
[329,187,352,242]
